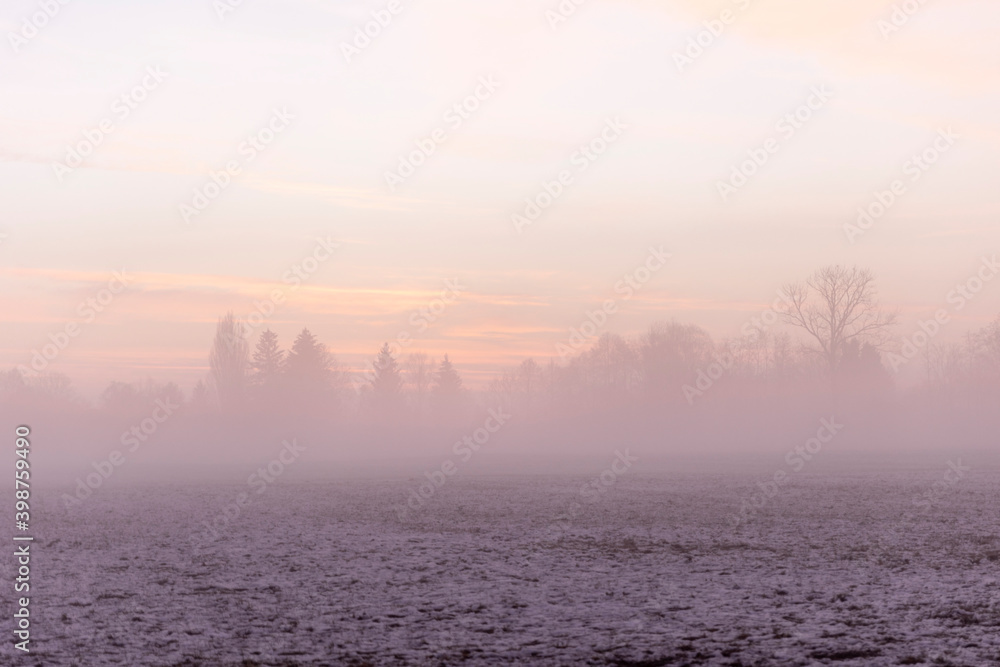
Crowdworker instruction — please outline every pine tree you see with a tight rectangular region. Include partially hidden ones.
[284,329,334,412]
[431,354,464,422]
[370,343,403,415]
[285,329,332,392]
[251,330,285,388]
[433,354,462,397]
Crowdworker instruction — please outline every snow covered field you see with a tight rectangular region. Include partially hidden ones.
[19,471,1000,666]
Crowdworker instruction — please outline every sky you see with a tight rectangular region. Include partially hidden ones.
[1,0,999,398]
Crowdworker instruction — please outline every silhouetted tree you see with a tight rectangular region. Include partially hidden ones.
[965,315,1000,400]
[783,266,896,376]
[100,381,144,413]
[369,343,404,417]
[0,368,28,397]
[517,358,539,418]
[285,328,342,414]
[0,369,82,414]
[33,372,77,404]
[209,311,249,412]
[100,379,184,416]
[488,358,545,418]
[970,316,1000,375]
[639,322,714,402]
[840,339,892,401]
[727,330,803,385]
[250,329,285,403]
[582,333,637,405]
[431,354,464,422]
[433,355,462,395]
[404,353,433,419]
[488,367,518,416]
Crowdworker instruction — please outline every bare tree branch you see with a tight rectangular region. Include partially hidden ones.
[781,265,897,374]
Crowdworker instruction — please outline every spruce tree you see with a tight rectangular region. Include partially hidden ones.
[251,329,284,390]
[433,354,462,397]
[285,328,332,394]
[431,354,464,422]
[370,343,403,415]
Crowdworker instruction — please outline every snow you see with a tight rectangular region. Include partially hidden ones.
[16,471,1000,665]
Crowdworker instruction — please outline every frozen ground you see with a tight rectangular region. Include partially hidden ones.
[16,471,1000,666]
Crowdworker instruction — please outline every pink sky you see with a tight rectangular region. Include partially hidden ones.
[1,0,998,397]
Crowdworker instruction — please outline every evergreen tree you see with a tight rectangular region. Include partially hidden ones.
[370,343,403,415]
[251,329,285,391]
[431,354,464,422]
[433,354,462,397]
[284,328,335,413]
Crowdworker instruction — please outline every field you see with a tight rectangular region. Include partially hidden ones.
[17,471,1000,666]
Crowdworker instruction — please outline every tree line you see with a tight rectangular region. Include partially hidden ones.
[2,265,998,424]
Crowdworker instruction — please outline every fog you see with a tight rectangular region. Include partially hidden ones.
[6,291,998,495]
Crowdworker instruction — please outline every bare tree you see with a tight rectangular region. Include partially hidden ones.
[782,265,896,375]
[581,333,637,404]
[486,358,542,418]
[517,358,539,418]
[487,366,518,416]
[966,315,1000,391]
